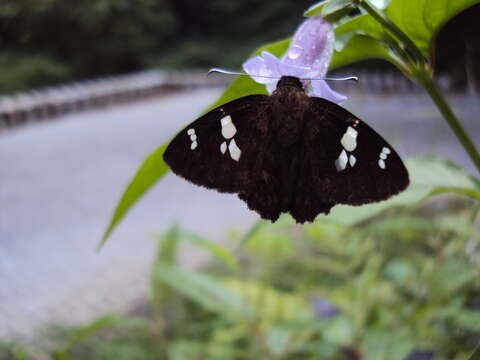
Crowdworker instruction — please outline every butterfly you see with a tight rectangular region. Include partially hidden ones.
[163,75,409,223]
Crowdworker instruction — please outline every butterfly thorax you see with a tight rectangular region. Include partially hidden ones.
[270,76,309,147]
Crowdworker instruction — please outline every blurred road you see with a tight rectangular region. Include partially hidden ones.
[0,88,478,340]
[0,89,258,340]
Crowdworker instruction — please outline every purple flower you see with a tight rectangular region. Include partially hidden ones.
[311,297,339,318]
[243,16,347,104]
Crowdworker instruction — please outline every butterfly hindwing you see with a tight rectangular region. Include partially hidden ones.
[290,97,409,222]
[163,95,271,193]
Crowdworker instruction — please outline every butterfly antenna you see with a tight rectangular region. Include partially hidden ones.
[208,68,358,82]
[208,68,246,76]
[322,75,359,82]
[208,68,279,79]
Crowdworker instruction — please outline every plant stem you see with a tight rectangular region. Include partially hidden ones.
[352,0,480,173]
[420,75,480,173]
[356,0,425,63]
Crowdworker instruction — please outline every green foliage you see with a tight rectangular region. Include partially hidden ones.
[0,53,72,93]
[10,199,480,359]
[0,0,312,94]
[308,0,480,73]
[0,343,28,360]
[52,315,151,359]
[329,34,401,70]
[385,0,480,56]
[325,156,480,226]
[318,0,356,23]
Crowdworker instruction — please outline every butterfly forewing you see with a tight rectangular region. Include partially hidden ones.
[163,95,271,193]
[298,97,408,207]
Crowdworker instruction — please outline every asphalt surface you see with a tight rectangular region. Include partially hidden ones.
[0,88,478,340]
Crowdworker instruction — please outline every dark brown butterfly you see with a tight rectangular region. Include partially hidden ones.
[163,76,409,223]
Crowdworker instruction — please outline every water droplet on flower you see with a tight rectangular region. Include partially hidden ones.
[287,46,302,60]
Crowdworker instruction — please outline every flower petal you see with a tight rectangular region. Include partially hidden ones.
[310,80,348,104]
[261,51,282,76]
[242,16,346,100]
[266,82,278,94]
[243,56,274,84]
[277,62,311,78]
[283,17,334,78]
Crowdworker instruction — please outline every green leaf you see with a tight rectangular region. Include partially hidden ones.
[183,232,240,271]
[329,34,400,70]
[323,156,480,226]
[334,14,384,39]
[150,225,181,310]
[244,216,295,258]
[153,264,253,319]
[304,1,328,17]
[99,142,169,249]
[168,341,205,360]
[322,316,353,346]
[352,255,383,331]
[385,0,480,56]
[361,328,414,360]
[428,257,480,297]
[449,309,480,332]
[265,326,295,358]
[57,315,150,354]
[156,225,181,266]
[321,0,355,23]
[223,279,313,323]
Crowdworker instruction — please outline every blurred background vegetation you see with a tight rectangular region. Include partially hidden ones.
[2,197,479,359]
[0,0,479,94]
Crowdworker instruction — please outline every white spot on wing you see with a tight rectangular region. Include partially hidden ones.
[335,150,348,172]
[347,126,358,137]
[378,147,391,167]
[340,126,358,152]
[187,128,195,135]
[220,141,227,154]
[190,141,198,150]
[228,138,241,161]
[220,115,231,126]
[349,154,356,167]
[190,134,197,141]
[221,116,237,139]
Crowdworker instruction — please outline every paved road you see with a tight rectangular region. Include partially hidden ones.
[0,89,258,340]
[0,88,478,340]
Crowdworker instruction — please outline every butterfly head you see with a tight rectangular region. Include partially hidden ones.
[276,76,304,91]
